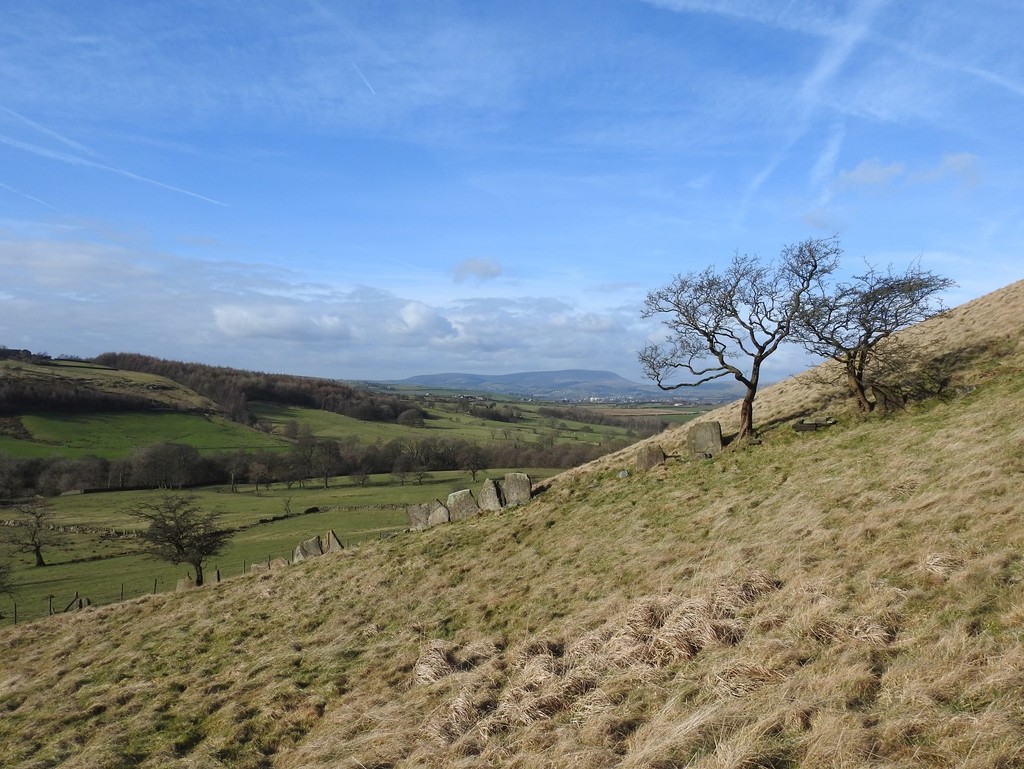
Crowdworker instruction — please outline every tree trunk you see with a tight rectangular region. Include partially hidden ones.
[847,370,874,412]
[738,387,756,439]
[33,546,46,567]
[193,562,205,587]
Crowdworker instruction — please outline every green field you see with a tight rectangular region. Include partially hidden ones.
[0,467,559,626]
[0,398,681,461]
[0,359,701,627]
[249,399,678,448]
[0,411,291,459]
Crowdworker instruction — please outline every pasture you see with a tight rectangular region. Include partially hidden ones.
[0,467,558,626]
[0,411,290,459]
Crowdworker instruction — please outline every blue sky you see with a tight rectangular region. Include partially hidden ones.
[1,1,1021,383]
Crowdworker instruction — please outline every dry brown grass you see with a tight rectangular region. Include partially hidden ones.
[3,279,1024,768]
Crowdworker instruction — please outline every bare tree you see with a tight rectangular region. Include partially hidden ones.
[131,442,201,489]
[311,439,340,489]
[4,501,59,567]
[794,261,955,412]
[639,237,841,439]
[458,442,487,482]
[128,494,232,586]
[391,453,413,486]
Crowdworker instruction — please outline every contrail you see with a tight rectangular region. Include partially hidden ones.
[0,180,59,211]
[0,134,228,207]
[352,62,377,94]
[0,105,97,157]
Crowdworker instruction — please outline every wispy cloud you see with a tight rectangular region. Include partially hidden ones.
[0,181,58,211]
[880,34,1024,101]
[453,257,502,283]
[0,134,227,206]
[838,158,905,188]
[809,123,846,191]
[797,0,887,106]
[0,105,97,156]
[910,153,981,190]
[640,0,845,37]
[720,0,888,217]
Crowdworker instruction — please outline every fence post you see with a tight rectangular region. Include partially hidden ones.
[48,595,53,615]
[242,559,246,575]
[120,583,124,601]
[12,603,16,625]
[153,577,158,595]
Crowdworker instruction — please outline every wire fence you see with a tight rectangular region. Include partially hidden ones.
[0,529,401,627]
[0,559,265,627]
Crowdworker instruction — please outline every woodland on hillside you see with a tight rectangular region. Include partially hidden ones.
[0,350,663,499]
[92,352,416,424]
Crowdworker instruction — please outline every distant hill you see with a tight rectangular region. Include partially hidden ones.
[385,369,744,402]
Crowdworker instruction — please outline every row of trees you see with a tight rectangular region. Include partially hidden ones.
[639,237,954,438]
[0,427,632,500]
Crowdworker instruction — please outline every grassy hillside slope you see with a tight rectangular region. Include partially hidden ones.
[2,280,1024,768]
[0,358,218,412]
[0,358,290,458]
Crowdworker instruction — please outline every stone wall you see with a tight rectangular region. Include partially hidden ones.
[407,472,533,531]
[251,472,534,577]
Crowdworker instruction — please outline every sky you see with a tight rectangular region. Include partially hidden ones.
[1,1,1021,384]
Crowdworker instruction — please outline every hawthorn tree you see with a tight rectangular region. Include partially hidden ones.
[795,261,955,412]
[5,501,59,567]
[128,494,232,586]
[639,237,841,439]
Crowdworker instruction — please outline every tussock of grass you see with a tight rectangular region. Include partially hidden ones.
[4,280,1024,768]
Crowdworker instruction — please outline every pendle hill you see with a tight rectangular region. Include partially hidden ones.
[2,279,1024,768]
